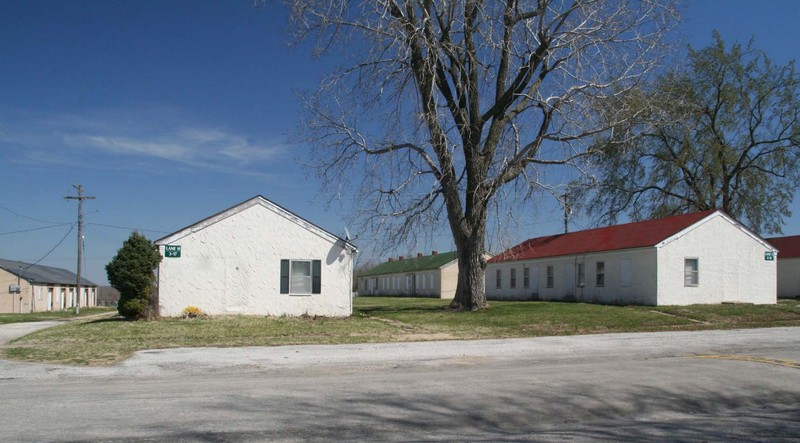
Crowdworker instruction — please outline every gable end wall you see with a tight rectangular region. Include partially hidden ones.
[656,214,776,305]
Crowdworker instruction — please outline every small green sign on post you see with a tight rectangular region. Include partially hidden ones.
[764,251,775,261]
[164,245,181,258]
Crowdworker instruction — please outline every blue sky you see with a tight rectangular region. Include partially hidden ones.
[2,0,799,286]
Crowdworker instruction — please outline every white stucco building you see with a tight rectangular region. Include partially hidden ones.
[358,251,460,298]
[766,235,800,298]
[486,210,777,306]
[155,196,358,317]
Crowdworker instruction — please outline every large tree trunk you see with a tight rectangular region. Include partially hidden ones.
[450,225,488,311]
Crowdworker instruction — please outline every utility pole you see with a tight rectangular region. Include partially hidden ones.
[562,191,571,234]
[65,184,95,314]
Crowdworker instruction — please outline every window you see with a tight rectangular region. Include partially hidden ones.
[496,269,502,289]
[620,258,631,287]
[523,267,530,289]
[577,263,585,287]
[546,265,554,288]
[510,268,517,289]
[596,261,605,287]
[684,258,699,286]
[280,259,321,295]
[429,273,434,290]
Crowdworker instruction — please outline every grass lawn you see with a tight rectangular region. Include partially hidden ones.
[0,307,115,324]
[3,298,800,366]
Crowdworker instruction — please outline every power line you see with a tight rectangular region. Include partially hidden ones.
[0,223,73,236]
[22,224,75,269]
[87,222,170,234]
[0,203,69,225]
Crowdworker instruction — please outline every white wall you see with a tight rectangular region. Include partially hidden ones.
[359,268,446,298]
[657,214,776,305]
[776,258,800,298]
[157,202,354,317]
[486,248,657,304]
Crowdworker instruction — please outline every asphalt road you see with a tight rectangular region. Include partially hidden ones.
[1,326,799,442]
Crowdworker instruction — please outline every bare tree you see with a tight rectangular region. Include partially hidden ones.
[285,0,677,310]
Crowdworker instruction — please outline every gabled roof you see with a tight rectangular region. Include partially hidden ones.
[361,251,458,276]
[155,195,357,253]
[0,258,97,286]
[766,235,800,259]
[489,210,722,263]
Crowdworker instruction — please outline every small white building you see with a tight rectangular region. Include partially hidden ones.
[0,259,97,313]
[766,235,800,298]
[359,251,459,298]
[486,210,777,306]
[155,196,358,317]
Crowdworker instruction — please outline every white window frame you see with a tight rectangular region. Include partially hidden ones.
[684,258,699,287]
[496,269,502,289]
[523,267,530,289]
[510,268,517,289]
[577,263,585,288]
[546,265,554,288]
[289,259,313,295]
[596,261,605,288]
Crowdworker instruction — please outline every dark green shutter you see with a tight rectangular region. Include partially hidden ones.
[312,260,321,294]
[280,259,289,294]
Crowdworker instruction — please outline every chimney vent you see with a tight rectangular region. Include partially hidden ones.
[417,253,423,258]
[399,256,404,261]
[388,257,394,262]
[432,250,438,255]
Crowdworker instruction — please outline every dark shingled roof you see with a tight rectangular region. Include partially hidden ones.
[361,251,458,276]
[0,259,97,286]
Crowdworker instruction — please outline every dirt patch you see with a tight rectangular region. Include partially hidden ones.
[649,310,708,324]
[395,333,457,341]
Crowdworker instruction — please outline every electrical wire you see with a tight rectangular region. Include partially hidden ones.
[23,224,75,269]
[0,223,74,236]
[87,222,169,234]
[0,203,69,225]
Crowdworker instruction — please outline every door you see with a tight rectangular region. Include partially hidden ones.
[564,263,575,298]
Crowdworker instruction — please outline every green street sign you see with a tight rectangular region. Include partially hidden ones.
[165,245,181,258]
[764,251,775,261]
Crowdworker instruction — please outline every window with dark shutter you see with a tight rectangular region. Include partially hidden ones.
[312,259,321,294]
[280,259,290,294]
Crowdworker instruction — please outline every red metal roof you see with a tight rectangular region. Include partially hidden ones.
[766,235,800,259]
[489,210,719,263]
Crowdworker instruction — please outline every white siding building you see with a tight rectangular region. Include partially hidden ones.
[487,210,776,306]
[766,235,800,298]
[155,196,357,317]
[359,251,459,298]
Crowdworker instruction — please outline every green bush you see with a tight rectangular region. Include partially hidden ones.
[106,232,162,320]
[119,298,149,320]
